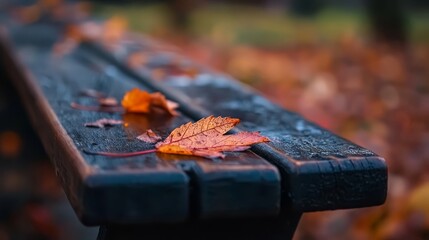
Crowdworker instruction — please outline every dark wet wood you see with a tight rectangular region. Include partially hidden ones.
[0,24,280,225]
[164,76,387,212]
[88,33,388,212]
[0,26,188,226]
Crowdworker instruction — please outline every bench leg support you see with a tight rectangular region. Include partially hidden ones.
[97,212,302,240]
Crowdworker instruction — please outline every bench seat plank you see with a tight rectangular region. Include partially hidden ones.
[0,23,280,225]
[89,34,388,212]
[165,76,387,211]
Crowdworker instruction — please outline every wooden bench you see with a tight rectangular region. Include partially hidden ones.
[0,21,387,240]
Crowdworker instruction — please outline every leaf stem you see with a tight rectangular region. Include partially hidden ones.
[83,149,157,157]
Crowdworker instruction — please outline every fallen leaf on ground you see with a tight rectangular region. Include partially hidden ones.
[406,182,429,226]
[121,88,179,115]
[84,118,123,128]
[85,116,270,159]
[137,129,162,143]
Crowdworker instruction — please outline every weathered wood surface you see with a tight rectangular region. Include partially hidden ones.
[0,23,281,225]
[88,33,388,212]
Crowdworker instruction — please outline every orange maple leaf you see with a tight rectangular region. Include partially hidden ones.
[121,88,179,116]
[155,116,269,158]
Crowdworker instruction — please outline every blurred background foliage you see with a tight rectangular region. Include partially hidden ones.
[94,1,429,45]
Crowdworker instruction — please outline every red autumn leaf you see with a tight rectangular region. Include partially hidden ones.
[136,129,162,143]
[84,118,123,128]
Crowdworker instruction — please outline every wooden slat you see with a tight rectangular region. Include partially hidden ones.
[73,54,281,221]
[0,23,280,224]
[179,152,279,219]
[0,26,188,225]
[88,34,388,212]
[165,76,387,211]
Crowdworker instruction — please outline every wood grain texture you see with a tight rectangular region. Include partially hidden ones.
[0,23,280,224]
[0,25,189,225]
[165,76,387,212]
[89,34,388,212]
